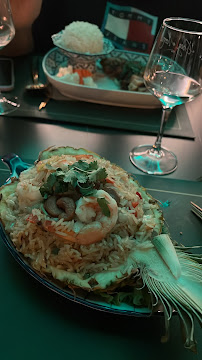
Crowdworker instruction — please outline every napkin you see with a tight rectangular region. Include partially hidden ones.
[101,2,158,53]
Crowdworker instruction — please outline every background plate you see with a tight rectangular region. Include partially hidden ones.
[42,47,161,109]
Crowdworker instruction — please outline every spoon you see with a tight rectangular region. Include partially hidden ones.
[25,56,48,93]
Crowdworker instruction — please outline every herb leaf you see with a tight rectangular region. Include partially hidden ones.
[40,172,57,197]
[88,167,108,182]
[39,160,108,203]
[62,168,78,186]
[76,171,88,184]
[97,197,110,217]
[69,160,90,172]
[79,186,95,196]
[87,161,98,171]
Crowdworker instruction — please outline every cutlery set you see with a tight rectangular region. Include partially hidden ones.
[25,56,50,110]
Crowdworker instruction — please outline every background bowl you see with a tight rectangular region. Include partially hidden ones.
[52,31,114,72]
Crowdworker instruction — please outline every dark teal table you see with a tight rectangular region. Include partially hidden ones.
[0,163,201,359]
[0,54,202,358]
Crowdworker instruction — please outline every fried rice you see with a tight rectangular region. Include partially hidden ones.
[0,152,163,284]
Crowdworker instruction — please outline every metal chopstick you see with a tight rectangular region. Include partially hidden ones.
[190,201,202,220]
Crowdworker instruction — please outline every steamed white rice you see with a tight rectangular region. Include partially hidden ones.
[59,21,104,54]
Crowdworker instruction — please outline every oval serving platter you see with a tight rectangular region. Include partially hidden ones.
[42,47,161,109]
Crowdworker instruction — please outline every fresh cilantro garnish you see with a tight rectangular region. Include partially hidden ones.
[97,197,110,217]
[88,167,108,182]
[54,180,69,194]
[40,172,57,197]
[77,182,95,196]
[62,168,80,186]
[69,160,96,172]
[87,161,99,171]
[39,160,108,216]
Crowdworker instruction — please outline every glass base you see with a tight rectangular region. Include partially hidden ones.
[0,95,20,115]
[129,145,178,175]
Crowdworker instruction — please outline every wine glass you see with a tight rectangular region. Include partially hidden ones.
[0,0,20,114]
[130,17,202,175]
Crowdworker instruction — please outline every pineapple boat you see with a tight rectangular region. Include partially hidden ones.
[0,146,201,351]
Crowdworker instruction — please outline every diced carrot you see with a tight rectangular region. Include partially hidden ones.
[106,178,115,184]
[73,69,93,77]
[74,154,92,160]
[43,220,55,232]
[26,214,39,224]
[73,69,93,85]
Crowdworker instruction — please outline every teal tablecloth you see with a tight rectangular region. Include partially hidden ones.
[0,163,201,359]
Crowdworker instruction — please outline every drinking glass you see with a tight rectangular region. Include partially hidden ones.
[130,18,202,175]
[0,0,20,114]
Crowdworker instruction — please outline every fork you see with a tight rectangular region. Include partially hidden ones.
[190,201,202,220]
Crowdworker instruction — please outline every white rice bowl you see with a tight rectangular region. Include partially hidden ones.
[59,21,104,54]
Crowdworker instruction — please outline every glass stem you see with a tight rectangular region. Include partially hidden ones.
[153,108,171,152]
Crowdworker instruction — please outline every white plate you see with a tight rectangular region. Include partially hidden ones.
[42,47,161,109]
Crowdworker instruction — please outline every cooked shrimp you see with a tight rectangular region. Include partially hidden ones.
[16,181,43,208]
[43,190,118,245]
